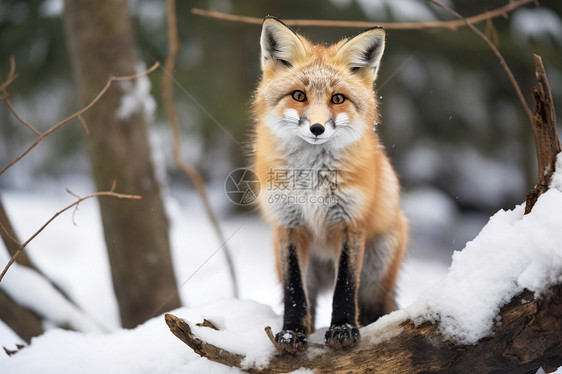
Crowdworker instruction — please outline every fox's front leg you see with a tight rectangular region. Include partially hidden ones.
[274,227,311,354]
[326,228,364,349]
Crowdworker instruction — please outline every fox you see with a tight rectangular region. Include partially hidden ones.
[252,17,408,354]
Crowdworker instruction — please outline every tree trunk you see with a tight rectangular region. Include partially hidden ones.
[63,0,181,328]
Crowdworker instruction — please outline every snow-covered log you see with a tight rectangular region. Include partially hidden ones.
[166,285,562,374]
[165,285,562,373]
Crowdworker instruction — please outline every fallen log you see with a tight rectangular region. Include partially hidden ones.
[166,284,562,373]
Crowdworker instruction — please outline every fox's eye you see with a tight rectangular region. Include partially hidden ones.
[331,94,346,104]
[292,90,306,102]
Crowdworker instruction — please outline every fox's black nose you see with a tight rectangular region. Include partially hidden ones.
[310,123,325,136]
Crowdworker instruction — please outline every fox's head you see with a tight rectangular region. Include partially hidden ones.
[253,17,386,151]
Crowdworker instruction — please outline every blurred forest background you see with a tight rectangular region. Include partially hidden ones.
[0,0,561,253]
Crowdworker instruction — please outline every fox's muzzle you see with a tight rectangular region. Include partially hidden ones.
[307,105,330,132]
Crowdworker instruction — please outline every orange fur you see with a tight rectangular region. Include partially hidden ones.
[252,18,408,333]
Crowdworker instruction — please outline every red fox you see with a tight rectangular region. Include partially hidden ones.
[252,17,408,354]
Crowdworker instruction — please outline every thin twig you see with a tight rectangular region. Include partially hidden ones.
[77,114,90,135]
[5,99,41,135]
[425,0,534,127]
[163,0,239,297]
[191,0,533,30]
[0,56,18,92]
[265,326,283,354]
[0,61,160,176]
[0,184,141,282]
[1,57,40,135]
[0,221,21,249]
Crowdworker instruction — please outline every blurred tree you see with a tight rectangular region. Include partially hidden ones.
[63,0,180,328]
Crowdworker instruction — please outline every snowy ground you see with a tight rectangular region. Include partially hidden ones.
[0,168,561,373]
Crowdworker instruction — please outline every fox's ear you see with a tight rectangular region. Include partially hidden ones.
[260,17,306,70]
[336,27,386,79]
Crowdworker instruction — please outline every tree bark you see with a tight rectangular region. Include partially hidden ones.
[166,285,562,373]
[63,0,181,328]
[525,54,560,214]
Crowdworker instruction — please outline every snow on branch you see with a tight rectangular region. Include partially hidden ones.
[0,58,160,176]
[0,182,141,282]
[192,0,534,30]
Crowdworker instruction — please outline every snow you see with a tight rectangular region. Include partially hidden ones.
[402,143,526,209]
[0,180,443,372]
[511,8,562,46]
[1,151,561,372]
[401,186,459,239]
[39,0,62,17]
[0,301,243,374]
[116,62,157,122]
[0,263,104,333]
[130,0,166,31]
[408,153,562,344]
[186,299,280,369]
[357,0,440,22]
[551,153,562,191]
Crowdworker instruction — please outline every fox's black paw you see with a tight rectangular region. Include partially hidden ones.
[325,323,360,349]
[275,330,307,354]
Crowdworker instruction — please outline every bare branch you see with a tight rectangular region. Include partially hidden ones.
[163,0,239,297]
[0,57,40,135]
[0,61,160,176]
[191,0,533,30]
[5,99,41,136]
[0,55,19,92]
[0,187,141,282]
[426,0,534,128]
[77,114,90,135]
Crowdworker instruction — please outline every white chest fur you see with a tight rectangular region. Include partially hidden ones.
[261,142,362,237]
